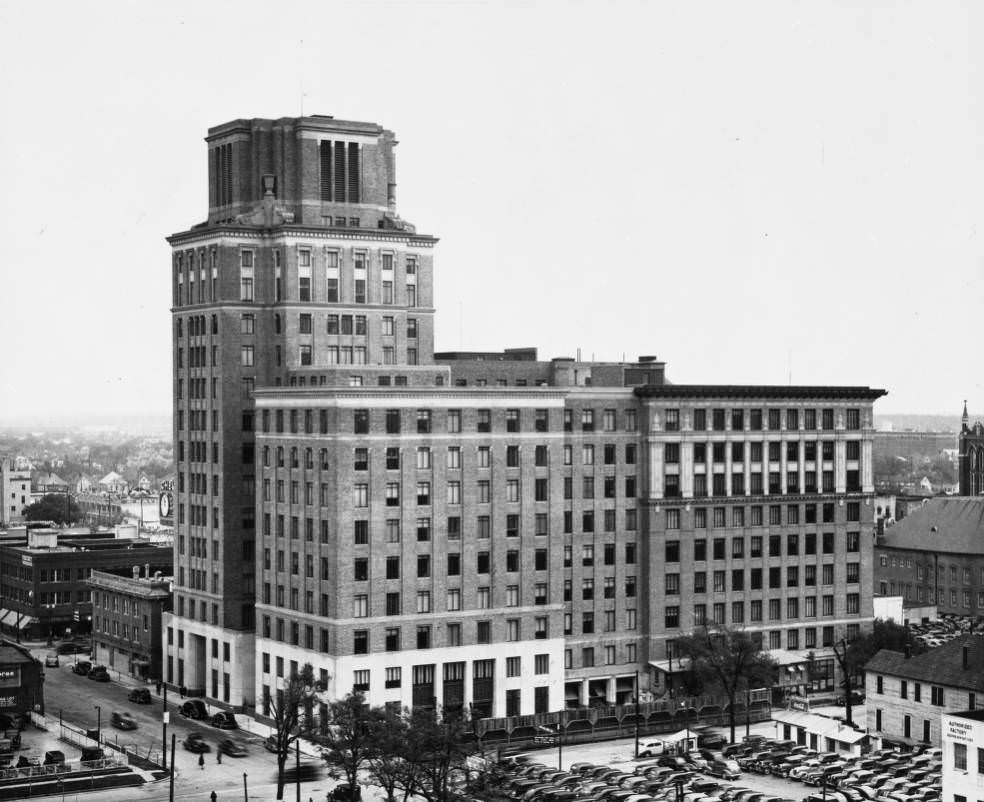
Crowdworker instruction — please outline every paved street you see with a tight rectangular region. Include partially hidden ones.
[25,645,339,801]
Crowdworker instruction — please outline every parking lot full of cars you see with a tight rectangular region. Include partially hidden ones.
[484,730,943,802]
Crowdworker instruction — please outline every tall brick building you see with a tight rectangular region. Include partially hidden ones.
[167,114,886,718]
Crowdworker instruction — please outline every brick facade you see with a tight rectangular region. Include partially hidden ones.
[166,113,886,719]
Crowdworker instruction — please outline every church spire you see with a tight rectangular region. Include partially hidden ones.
[962,399,969,430]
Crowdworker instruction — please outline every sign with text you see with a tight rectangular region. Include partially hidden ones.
[0,666,20,688]
[945,718,974,744]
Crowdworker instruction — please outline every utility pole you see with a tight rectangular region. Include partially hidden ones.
[162,683,168,770]
[557,716,563,770]
[168,733,176,802]
[745,686,751,740]
[634,669,641,759]
[243,771,248,801]
[295,738,301,802]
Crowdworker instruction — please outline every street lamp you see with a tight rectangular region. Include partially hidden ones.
[94,705,101,741]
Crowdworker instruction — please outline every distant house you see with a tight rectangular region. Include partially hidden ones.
[31,470,68,494]
[136,474,151,492]
[98,471,129,496]
[75,474,94,494]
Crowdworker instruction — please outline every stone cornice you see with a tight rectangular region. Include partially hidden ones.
[167,226,438,248]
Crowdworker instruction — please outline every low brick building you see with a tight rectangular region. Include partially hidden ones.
[874,497,984,615]
[0,529,171,641]
[88,568,172,681]
[865,634,984,749]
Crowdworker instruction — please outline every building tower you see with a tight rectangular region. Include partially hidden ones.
[959,400,984,496]
[165,115,437,709]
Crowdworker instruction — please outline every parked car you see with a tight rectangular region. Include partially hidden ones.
[264,735,279,753]
[43,750,66,766]
[219,738,247,757]
[180,699,209,720]
[639,740,670,758]
[183,732,210,753]
[111,712,137,730]
[211,711,239,730]
[327,782,361,801]
[698,732,728,750]
[87,665,110,682]
[44,653,59,668]
[80,746,105,762]
[128,688,152,704]
[72,661,92,676]
[835,692,866,706]
[708,757,742,780]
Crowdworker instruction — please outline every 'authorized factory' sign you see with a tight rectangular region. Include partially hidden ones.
[945,718,974,744]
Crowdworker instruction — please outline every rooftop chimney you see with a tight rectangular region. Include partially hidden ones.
[145,563,150,579]
[963,645,969,670]
[132,565,139,579]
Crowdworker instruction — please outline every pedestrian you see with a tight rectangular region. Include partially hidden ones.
[180,685,186,699]
[210,792,217,802]
[198,753,205,770]
[155,680,161,695]
[216,749,222,764]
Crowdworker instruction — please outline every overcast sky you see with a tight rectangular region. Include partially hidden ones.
[1,1,981,420]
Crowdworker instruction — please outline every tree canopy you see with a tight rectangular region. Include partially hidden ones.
[23,493,80,525]
[266,662,318,801]
[675,626,777,744]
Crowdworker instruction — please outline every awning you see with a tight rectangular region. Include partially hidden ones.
[648,658,693,674]
[0,610,15,627]
[14,616,38,630]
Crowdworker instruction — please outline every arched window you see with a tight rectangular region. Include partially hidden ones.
[320,449,329,470]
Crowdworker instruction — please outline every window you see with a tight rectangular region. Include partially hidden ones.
[953,742,967,771]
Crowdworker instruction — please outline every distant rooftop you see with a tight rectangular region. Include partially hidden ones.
[878,497,984,553]
[948,709,984,722]
[865,634,984,692]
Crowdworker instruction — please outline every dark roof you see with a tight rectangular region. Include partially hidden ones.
[0,642,39,665]
[879,497,984,554]
[633,385,887,401]
[864,635,984,692]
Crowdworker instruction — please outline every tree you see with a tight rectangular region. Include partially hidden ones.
[23,493,80,525]
[832,619,924,725]
[319,693,384,797]
[366,707,417,802]
[403,706,478,802]
[266,662,318,801]
[675,626,777,745]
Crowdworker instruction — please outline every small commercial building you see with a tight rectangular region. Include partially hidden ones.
[88,568,172,681]
[941,709,984,802]
[773,709,870,756]
[0,641,44,716]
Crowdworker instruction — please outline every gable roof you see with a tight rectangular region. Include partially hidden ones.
[879,497,984,554]
[864,634,984,692]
